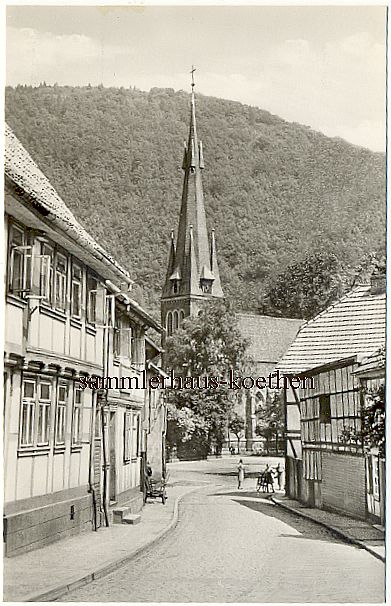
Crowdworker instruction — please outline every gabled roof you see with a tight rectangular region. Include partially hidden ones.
[236,313,304,372]
[4,123,131,284]
[277,284,386,375]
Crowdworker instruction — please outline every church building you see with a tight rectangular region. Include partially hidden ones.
[161,75,303,458]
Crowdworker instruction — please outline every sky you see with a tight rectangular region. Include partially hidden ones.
[5,5,387,152]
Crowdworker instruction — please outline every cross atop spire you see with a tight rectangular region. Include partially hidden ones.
[190,65,196,90]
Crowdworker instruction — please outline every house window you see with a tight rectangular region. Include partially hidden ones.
[71,264,82,318]
[131,412,139,459]
[72,386,83,445]
[54,253,67,311]
[124,411,131,462]
[20,377,52,448]
[114,315,121,357]
[319,394,331,424]
[87,275,97,325]
[20,379,35,446]
[55,382,68,445]
[37,381,52,445]
[40,243,54,303]
[8,223,28,296]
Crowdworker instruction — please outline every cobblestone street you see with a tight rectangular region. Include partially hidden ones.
[65,458,385,602]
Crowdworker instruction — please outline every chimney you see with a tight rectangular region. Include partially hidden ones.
[370,271,386,295]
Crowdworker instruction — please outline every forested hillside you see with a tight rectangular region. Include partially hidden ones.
[5,85,386,318]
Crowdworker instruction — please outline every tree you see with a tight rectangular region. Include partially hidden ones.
[260,249,386,321]
[259,251,347,320]
[361,381,385,458]
[228,413,245,453]
[164,300,251,456]
[255,392,284,454]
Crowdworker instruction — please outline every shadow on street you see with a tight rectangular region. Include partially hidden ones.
[231,498,354,546]
[208,488,355,547]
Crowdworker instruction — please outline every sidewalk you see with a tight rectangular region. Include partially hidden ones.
[271,494,385,563]
[4,482,207,602]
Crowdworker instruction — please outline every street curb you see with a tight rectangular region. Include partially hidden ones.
[17,484,206,603]
[270,496,385,564]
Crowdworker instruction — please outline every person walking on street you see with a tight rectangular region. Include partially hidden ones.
[237,459,245,490]
[275,463,283,490]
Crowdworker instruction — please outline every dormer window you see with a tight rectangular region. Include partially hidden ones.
[199,265,214,294]
[200,279,212,294]
[169,269,181,295]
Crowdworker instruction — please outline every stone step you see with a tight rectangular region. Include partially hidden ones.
[112,506,131,524]
[122,513,141,525]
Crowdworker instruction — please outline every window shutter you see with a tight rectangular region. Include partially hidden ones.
[124,411,131,462]
[120,327,129,359]
[36,254,51,298]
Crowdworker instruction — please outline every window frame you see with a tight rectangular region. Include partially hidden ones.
[86,274,98,325]
[71,263,82,319]
[54,252,68,312]
[166,311,173,337]
[55,381,68,446]
[113,314,121,358]
[8,222,28,297]
[131,412,139,460]
[72,385,83,446]
[20,379,36,448]
[319,394,332,425]
[36,380,52,446]
[40,242,54,304]
[19,376,53,450]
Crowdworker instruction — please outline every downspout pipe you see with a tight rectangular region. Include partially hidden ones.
[99,293,111,528]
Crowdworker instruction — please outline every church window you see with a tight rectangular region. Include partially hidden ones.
[173,310,179,331]
[179,310,185,327]
[166,312,173,337]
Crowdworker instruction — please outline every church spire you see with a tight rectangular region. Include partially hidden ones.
[161,68,224,332]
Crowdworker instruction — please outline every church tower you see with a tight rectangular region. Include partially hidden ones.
[161,70,224,340]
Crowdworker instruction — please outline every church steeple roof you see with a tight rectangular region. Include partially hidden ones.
[162,69,224,301]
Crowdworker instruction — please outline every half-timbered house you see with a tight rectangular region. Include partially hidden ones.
[4,124,161,555]
[277,277,385,520]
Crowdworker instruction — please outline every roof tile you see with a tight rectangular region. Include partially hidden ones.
[277,284,386,374]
